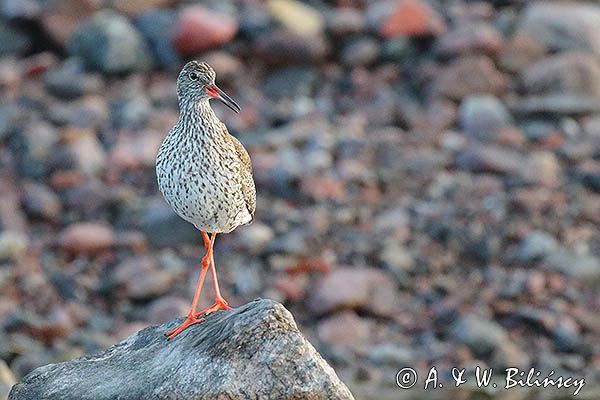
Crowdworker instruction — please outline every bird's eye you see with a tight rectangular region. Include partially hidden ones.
[189,72,199,81]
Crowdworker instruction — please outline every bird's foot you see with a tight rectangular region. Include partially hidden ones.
[196,298,233,317]
[164,314,205,340]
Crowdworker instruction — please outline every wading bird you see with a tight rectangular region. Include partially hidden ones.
[156,61,256,340]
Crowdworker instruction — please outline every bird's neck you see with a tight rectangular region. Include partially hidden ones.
[176,99,224,140]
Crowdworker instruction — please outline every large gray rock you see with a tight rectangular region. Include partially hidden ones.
[9,299,354,400]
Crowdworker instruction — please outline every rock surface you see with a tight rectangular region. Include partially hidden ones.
[8,299,354,400]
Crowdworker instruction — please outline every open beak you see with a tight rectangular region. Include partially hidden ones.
[205,84,241,113]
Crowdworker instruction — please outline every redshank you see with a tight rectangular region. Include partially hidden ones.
[156,61,256,340]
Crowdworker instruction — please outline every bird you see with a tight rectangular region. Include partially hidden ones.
[156,61,256,340]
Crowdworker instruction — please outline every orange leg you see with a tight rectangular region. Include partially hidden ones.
[195,233,233,317]
[164,232,216,340]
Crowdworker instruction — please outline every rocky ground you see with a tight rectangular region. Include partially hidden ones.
[1,0,600,399]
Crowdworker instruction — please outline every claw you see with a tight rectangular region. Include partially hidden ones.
[165,315,205,340]
[195,298,233,318]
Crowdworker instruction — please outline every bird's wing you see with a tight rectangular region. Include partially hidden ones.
[228,133,257,218]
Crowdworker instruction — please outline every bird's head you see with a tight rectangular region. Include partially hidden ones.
[177,61,240,113]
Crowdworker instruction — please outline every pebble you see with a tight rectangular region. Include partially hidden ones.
[434,55,506,100]
[317,310,372,347]
[134,10,180,69]
[456,144,526,176]
[309,267,400,317]
[58,222,114,254]
[266,0,324,37]
[545,250,600,282]
[0,231,28,262]
[41,0,101,46]
[451,314,507,356]
[69,10,153,73]
[327,8,365,37]
[254,29,328,65]
[519,2,600,55]
[435,23,504,58]
[21,181,62,221]
[140,203,201,247]
[340,37,379,68]
[43,58,102,99]
[459,95,513,141]
[0,20,32,56]
[498,32,546,73]
[113,256,176,301]
[236,222,274,254]
[172,6,238,56]
[372,0,446,38]
[522,52,600,96]
[517,231,559,262]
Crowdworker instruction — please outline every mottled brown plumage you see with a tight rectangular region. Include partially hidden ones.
[155,61,256,340]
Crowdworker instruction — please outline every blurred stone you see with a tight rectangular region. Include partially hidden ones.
[201,51,243,82]
[236,222,274,253]
[459,95,513,142]
[522,151,561,187]
[110,96,151,129]
[5,308,74,342]
[518,231,559,262]
[0,231,28,262]
[451,314,507,356]
[263,67,317,100]
[340,37,379,68]
[113,0,173,16]
[1,0,41,19]
[523,51,600,95]
[434,55,506,100]
[21,182,62,221]
[553,318,583,352]
[41,0,101,46]
[309,267,400,317]
[368,345,414,366]
[0,360,15,386]
[267,0,324,37]
[113,256,176,301]
[173,6,238,56]
[109,132,163,171]
[66,131,106,176]
[519,2,600,55]
[69,10,153,73]
[435,23,503,58]
[545,249,600,282]
[456,145,526,176]
[254,29,328,65]
[147,297,189,325]
[134,10,180,69]
[317,310,371,347]
[371,0,446,38]
[499,32,546,73]
[58,222,114,254]
[327,8,364,37]
[0,21,32,56]
[578,159,600,193]
[492,341,530,370]
[44,59,102,99]
[140,203,201,247]
[10,120,58,179]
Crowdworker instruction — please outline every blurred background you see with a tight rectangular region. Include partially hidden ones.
[1,0,600,399]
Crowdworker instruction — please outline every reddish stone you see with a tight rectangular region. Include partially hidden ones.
[58,222,115,254]
[309,267,400,317]
[317,310,372,347]
[434,55,507,100]
[173,6,238,56]
[380,0,446,38]
[41,0,102,46]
